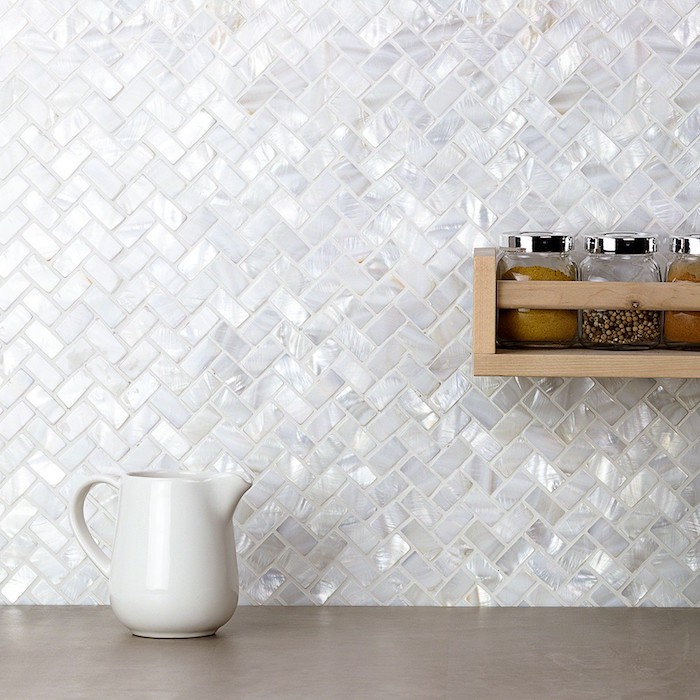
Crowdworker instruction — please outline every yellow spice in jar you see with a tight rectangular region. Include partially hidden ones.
[664,269,700,345]
[498,265,578,344]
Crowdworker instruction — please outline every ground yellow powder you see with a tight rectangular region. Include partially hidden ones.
[501,265,573,282]
[498,265,577,344]
[664,270,700,345]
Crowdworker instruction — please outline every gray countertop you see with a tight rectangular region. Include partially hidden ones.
[3,606,700,699]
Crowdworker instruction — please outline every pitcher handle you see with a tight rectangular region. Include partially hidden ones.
[69,475,120,578]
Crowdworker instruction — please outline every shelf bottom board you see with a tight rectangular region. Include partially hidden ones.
[473,349,700,378]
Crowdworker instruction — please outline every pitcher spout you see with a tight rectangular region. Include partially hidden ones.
[209,473,252,521]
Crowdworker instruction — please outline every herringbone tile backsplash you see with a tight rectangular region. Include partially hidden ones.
[2,0,700,606]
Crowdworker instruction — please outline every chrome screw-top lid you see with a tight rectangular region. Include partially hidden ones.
[585,233,657,254]
[671,234,700,255]
[501,233,573,253]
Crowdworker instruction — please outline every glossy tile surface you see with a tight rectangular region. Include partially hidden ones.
[2,0,700,607]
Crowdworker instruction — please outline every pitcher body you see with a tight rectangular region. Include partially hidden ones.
[70,471,251,638]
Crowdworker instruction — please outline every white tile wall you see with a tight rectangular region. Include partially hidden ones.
[1,0,700,606]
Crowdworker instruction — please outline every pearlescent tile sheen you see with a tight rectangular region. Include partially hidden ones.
[0,0,700,607]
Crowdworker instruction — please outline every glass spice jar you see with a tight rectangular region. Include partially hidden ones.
[664,234,700,348]
[496,233,578,348]
[579,233,661,349]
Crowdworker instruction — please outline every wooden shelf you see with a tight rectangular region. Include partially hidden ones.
[472,248,700,378]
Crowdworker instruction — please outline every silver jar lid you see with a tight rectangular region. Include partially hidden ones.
[671,234,700,255]
[585,233,657,254]
[501,233,573,253]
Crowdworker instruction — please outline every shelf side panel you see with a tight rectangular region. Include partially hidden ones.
[472,249,497,357]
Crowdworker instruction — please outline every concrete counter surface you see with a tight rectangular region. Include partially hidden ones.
[2,606,700,699]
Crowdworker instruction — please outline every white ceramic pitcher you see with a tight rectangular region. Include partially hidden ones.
[70,471,251,638]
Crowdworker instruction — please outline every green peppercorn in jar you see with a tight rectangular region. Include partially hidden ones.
[497,233,578,348]
[580,233,661,349]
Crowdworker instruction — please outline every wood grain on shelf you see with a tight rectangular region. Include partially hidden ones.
[498,280,700,311]
[472,248,700,378]
[473,349,700,378]
[472,248,497,356]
